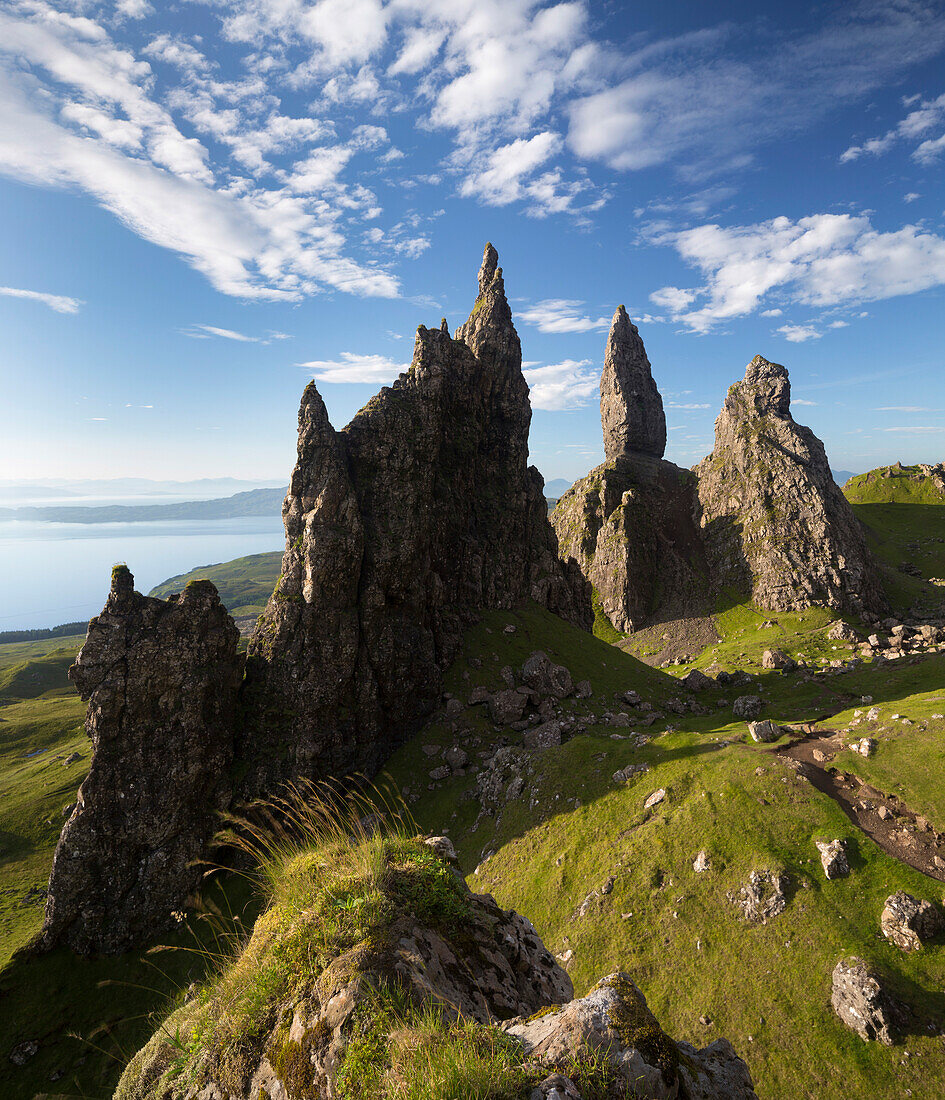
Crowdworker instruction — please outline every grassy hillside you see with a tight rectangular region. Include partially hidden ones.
[148,550,283,617]
[382,602,945,1100]
[844,465,945,505]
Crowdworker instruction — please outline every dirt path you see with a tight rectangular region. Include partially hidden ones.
[779,730,945,882]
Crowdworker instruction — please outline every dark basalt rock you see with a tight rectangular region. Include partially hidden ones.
[38,567,242,955]
[694,355,886,614]
[600,305,666,461]
[241,243,590,791]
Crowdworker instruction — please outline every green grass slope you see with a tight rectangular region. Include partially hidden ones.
[385,602,945,1100]
[148,550,283,617]
[844,465,945,506]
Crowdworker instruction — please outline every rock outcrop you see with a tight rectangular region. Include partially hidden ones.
[553,311,709,632]
[880,891,942,951]
[505,973,758,1100]
[242,244,590,789]
[695,355,885,614]
[39,567,242,955]
[116,837,756,1100]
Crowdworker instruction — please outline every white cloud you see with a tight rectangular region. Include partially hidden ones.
[828,319,849,328]
[666,401,710,409]
[876,405,935,412]
[650,285,697,313]
[523,359,598,410]
[653,213,945,332]
[518,299,610,334]
[188,324,259,342]
[882,425,945,433]
[760,308,783,317]
[117,0,153,18]
[793,398,819,406]
[300,352,409,384]
[841,92,945,164]
[459,132,561,206]
[0,285,82,313]
[777,324,821,343]
[904,191,921,203]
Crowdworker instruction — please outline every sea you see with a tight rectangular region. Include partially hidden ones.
[0,516,286,631]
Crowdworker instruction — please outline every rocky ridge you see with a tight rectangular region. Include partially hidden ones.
[241,243,590,789]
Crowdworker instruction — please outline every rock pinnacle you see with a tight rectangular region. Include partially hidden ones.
[600,306,666,461]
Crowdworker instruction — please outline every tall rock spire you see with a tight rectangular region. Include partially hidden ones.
[600,306,666,461]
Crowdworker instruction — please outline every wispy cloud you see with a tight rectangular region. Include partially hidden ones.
[523,359,598,410]
[777,323,821,343]
[841,92,945,165]
[666,401,710,409]
[793,398,819,406]
[182,324,294,343]
[299,352,409,384]
[518,299,610,334]
[0,285,82,313]
[882,425,945,433]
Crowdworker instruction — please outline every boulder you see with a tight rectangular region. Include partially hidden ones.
[681,669,713,692]
[521,651,574,699]
[762,649,795,670]
[815,839,850,879]
[827,621,862,642]
[504,973,759,1100]
[489,688,531,725]
[728,870,787,923]
[748,720,781,743]
[523,721,563,750]
[733,695,763,719]
[880,892,942,951]
[831,957,896,1044]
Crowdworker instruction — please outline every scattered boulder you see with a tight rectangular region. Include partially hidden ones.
[729,870,787,923]
[523,721,563,750]
[880,892,942,951]
[613,763,649,784]
[574,680,592,699]
[815,839,850,879]
[827,621,862,642]
[681,668,713,692]
[444,746,468,771]
[8,1040,38,1066]
[504,973,759,1100]
[644,788,667,810]
[423,835,457,862]
[831,957,896,1044]
[521,651,574,699]
[489,688,530,725]
[748,720,781,743]
[850,738,876,757]
[762,649,795,670]
[733,695,763,719]
[693,851,711,873]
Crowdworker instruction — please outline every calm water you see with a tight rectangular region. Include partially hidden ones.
[0,517,286,631]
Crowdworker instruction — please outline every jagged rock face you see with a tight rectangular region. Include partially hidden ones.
[553,455,710,633]
[39,567,241,956]
[695,355,885,615]
[600,305,666,461]
[242,244,590,789]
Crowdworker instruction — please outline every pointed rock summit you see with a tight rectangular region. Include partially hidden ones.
[695,355,885,614]
[601,305,666,461]
[241,243,590,790]
[553,315,706,634]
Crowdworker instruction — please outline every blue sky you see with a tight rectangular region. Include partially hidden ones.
[1,0,944,486]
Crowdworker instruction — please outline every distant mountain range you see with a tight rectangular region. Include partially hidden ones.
[544,478,571,498]
[0,486,287,524]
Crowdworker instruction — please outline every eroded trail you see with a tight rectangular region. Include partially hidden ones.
[779,730,945,883]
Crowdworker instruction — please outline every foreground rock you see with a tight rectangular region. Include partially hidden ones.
[116,840,755,1100]
[881,891,942,951]
[39,567,242,955]
[695,355,885,615]
[831,957,897,1043]
[505,973,759,1100]
[242,243,590,789]
[553,310,708,632]
[815,839,850,879]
